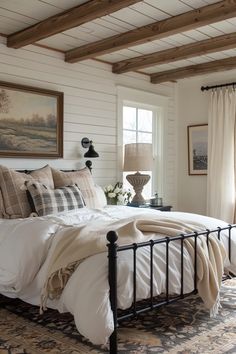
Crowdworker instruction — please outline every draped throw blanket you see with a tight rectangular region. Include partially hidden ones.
[40,216,226,316]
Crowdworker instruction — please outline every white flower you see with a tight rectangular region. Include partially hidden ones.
[123,188,130,194]
[108,192,116,198]
[117,194,125,203]
[114,187,122,194]
[107,185,114,192]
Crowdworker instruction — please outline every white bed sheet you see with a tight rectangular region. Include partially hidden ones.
[0,206,236,345]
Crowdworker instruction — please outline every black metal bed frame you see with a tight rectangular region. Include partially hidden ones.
[106,224,236,354]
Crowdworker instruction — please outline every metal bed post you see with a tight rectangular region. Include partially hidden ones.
[194,231,198,293]
[106,224,236,354]
[107,231,118,354]
[228,225,232,263]
[133,243,137,316]
[180,234,184,298]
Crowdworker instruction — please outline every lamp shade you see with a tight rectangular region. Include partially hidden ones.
[123,143,153,172]
[81,137,99,172]
[84,144,99,158]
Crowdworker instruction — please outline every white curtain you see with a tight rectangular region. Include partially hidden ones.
[207,89,236,223]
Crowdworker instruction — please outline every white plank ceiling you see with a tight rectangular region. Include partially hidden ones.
[0,0,236,76]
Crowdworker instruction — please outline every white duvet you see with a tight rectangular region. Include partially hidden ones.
[0,206,236,345]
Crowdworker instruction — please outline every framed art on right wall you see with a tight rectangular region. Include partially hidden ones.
[187,124,208,175]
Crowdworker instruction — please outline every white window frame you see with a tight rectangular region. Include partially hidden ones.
[117,86,168,197]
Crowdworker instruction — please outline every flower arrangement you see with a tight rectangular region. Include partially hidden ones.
[104,182,132,205]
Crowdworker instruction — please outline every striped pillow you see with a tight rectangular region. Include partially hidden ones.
[0,164,54,219]
[0,188,5,218]
[52,168,100,208]
[26,182,85,216]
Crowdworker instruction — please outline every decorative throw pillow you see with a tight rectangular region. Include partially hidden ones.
[26,182,85,216]
[51,167,100,208]
[0,165,54,219]
[0,188,5,218]
[94,184,107,208]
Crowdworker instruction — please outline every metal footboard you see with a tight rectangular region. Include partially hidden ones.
[107,224,236,354]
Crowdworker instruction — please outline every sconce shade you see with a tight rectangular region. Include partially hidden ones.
[81,137,99,172]
[123,143,153,172]
[84,144,99,158]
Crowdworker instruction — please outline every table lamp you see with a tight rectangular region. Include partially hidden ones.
[123,143,153,206]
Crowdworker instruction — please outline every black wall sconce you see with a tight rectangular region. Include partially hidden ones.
[81,137,99,172]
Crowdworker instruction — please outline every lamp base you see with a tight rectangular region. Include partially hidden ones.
[126,172,150,206]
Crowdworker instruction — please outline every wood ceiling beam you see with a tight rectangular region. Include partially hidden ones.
[150,57,236,84]
[65,0,236,63]
[7,0,142,49]
[113,32,236,74]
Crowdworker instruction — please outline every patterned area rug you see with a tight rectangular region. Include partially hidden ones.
[0,278,236,354]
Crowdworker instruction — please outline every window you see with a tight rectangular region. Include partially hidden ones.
[123,106,153,145]
[123,105,154,199]
[117,86,167,203]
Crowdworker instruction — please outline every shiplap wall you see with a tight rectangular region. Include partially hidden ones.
[0,36,177,207]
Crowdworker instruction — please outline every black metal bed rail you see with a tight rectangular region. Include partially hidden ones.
[107,224,236,354]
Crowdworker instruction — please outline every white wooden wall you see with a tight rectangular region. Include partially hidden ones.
[0,37,177,208]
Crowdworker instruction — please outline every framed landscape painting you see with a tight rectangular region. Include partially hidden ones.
[188,124,208,175]
[0,81,63,158]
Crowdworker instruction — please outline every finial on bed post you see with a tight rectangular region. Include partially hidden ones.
[81,137,99,174]
[107,231,118,354]
[85,160,92,172]
[107,230,118,244]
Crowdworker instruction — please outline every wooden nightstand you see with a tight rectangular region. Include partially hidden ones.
[147,205,172,211]
[127,204,172,211]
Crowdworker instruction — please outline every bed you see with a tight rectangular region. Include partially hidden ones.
[0,164,235,354]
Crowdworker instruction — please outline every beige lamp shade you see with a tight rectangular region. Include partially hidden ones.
[123,143,153,171]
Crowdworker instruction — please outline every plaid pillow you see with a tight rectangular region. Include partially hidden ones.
[0,164,54,219]
[52,167,100,208]
[26,182,85,216]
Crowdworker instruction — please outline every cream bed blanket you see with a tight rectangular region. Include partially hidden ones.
[40,216,226,316]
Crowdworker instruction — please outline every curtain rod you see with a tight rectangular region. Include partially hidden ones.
[201,82,236,91]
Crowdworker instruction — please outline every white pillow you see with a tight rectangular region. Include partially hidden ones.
[94,185,107,208]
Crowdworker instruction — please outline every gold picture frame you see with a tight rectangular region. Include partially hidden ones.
[0,81,63,158]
